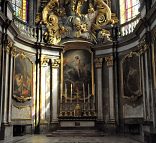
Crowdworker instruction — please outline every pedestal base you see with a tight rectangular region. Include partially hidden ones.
[0,124,13,140]
[49,122,59,132]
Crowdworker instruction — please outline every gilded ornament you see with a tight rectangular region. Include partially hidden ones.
[41,0,118,45]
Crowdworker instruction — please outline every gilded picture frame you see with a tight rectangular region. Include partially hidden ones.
[13,53,33,108]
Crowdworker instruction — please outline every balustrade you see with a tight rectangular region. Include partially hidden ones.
[120,15,140,36]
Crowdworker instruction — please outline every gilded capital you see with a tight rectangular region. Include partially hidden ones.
[105,56,113,66]
[138,40,149,54]
[11,48,17,57]
[41,57,49,66]
[95,57,103,68]
[5,41,13,53]
[52,58,61,68]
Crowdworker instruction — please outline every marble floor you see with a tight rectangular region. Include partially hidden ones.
[0,135,143,143]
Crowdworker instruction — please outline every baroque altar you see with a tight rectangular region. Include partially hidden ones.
[36,0,118,124]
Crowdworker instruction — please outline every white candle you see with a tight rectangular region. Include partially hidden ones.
[60,83,62,103]
[65,83,67,103]
[71,83,72,103]
[88,84,90,103]
[83,83,85,103]
[94,84,95,103]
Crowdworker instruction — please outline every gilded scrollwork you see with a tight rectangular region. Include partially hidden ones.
[41,0,118,45]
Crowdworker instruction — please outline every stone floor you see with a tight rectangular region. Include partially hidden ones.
[0,135,143,143]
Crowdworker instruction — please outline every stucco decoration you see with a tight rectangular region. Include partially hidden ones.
[40,0,118,45]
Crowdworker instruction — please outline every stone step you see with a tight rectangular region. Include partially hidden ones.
[47,129,105,137]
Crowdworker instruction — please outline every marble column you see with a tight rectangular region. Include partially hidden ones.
[1,43,10,124]
[105,56,116,123]
[95,57,103,121]
[144,51,151,120]
[151,35,156,127]
[51,59,60,123]
[141,53,147,119]
[7,43,14,123]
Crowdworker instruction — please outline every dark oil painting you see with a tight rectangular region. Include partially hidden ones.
[63,49,92,99]
[122,54,142,100]
[13,54,33,103]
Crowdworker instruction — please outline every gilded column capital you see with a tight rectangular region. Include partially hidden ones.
[41,57,61,68]
[11,48,17,57]
[138,40,149,55]
[52,58,61,68]
[6,41,13,53]
[105,56,113,67]
[95,57,103,68]
[41,57,49,66]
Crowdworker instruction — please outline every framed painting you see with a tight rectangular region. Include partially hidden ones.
[63,49,93,101]
[121,52,142,102]
[13,53,33,107]
[121,52,143,118]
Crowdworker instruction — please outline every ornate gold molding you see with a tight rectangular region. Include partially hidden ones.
[95,57,103,68]
[105,55,113,66]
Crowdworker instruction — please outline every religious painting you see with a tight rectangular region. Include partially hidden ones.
[63,49,92,101]
[121,52,143,119]
[13,54,33,107]
[121,52,142,102]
